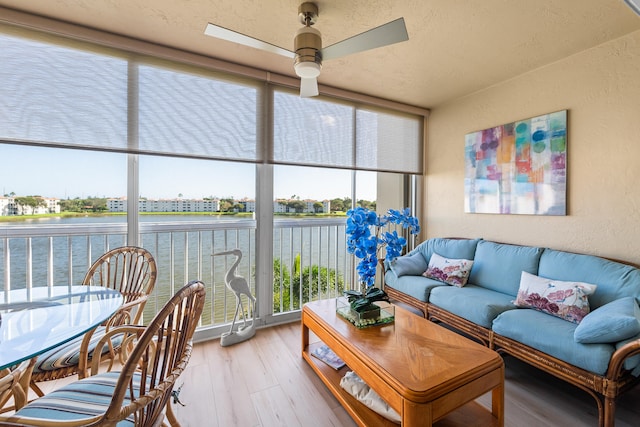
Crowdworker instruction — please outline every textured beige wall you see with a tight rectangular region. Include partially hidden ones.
[425,30,640,264]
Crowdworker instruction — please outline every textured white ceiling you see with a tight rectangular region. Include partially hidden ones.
[0,0,639,108]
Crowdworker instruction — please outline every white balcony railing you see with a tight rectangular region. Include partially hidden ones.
[0,217,353,331]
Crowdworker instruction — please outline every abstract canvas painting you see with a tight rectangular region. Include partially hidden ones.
[464,110,567,215]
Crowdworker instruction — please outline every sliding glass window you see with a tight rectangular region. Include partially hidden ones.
[0,22,424,334]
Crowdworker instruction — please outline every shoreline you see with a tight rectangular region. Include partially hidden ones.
[0,211,346,223]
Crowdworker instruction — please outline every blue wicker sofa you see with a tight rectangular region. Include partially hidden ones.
[384,238,640,427]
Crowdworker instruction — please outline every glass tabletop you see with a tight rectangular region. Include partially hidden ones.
[0,286,123,370]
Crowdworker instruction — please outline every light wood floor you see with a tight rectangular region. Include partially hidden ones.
[36,321,640,427]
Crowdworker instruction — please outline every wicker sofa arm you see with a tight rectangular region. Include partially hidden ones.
[607,337,640,379]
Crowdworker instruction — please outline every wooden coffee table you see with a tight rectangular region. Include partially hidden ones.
[302,299,504,426]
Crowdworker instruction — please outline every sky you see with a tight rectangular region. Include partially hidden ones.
[0,144,376,201]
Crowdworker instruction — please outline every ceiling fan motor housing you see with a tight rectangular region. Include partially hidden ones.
[294,26,322,78]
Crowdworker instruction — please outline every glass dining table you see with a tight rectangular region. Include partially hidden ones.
[0,285,124,371]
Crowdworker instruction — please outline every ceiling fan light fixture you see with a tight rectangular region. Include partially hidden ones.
[294,61,321,78]
[294,25,322,81]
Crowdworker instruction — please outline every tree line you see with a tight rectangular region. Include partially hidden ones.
[329,197,375,212]
[3,194,109,214]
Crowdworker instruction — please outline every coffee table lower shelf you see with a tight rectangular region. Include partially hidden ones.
[303,342,499,427]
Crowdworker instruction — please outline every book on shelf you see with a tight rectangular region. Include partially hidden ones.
[311,344,346,370]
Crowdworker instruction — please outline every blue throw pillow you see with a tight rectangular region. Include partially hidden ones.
[389,252,428,277]
[574,297,640,343]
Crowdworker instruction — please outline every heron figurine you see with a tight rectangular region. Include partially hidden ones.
[212,249,256,346]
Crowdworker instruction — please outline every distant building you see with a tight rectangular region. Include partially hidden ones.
[0,196,60,215]
[108,198,221,213]
[273,199,330,213]
[107,198,127,212]
[44,198,61,214]
[274,200,289,213]
[239,198,256,213]
[108,197,328,214]
[0,197,17,216]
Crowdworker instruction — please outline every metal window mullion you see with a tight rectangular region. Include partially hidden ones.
[255,84,274,322]
[127,62,140,246]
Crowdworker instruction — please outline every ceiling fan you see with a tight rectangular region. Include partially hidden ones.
[204,2,409,97]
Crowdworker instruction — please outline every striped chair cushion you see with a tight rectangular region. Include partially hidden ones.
[33,326,124,373]
[14,371,139,425]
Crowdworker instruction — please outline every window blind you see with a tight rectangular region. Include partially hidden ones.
[138,64,260,162]
[0,32,261,163]
[272,90,354,168]
[273,89,423,174]
[0,33,128,151]
[1,27,423,173]
[356,107,423,174]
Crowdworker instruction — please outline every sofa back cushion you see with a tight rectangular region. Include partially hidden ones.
[410,238,481,267]
[468,241,543,296]
[538,249,640,310]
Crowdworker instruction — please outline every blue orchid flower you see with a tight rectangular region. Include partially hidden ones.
[346,207,420,290]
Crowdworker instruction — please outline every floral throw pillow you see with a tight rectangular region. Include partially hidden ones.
[514,271,597,324]
[422,253,474,287]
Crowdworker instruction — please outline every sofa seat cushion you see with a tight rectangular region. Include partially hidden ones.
[493,309,615,375]
[429,285,516,328]
[468,241,543,296]
[384,272,446,303]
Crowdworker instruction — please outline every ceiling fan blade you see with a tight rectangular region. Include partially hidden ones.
[300,77,319,97]
[204,23,294,58]
[321,17,408,61]
[624,0,640,15]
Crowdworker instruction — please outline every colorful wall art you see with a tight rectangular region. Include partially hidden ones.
[464,110,567,215]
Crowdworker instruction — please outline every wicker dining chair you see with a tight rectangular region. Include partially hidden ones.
[29,246,158,396]
[0,359,34,413]
[0,280,205,427]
